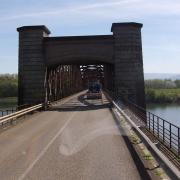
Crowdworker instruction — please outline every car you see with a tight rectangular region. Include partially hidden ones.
[86,82,102,99]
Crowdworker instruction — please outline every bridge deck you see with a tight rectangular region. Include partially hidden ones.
[0,93,143,180]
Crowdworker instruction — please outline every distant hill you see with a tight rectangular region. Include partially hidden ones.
[144,73,180,80]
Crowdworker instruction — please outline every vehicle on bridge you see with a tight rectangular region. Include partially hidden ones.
[86,81,102,99]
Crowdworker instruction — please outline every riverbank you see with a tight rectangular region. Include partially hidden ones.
[145,88,180,103]
[0,97,17,109]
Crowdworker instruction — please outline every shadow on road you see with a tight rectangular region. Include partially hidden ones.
[48,94,112,112]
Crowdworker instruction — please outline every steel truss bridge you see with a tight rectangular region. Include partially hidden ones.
[0,22,179,179]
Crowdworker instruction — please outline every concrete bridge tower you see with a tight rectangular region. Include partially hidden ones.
[112,23,145,107]
[17,26,50,105]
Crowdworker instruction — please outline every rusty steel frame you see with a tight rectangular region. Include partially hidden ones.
[45,65,83,102]
[44,63,114,104]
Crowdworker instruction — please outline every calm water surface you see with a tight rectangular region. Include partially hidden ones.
[147,103,180,127]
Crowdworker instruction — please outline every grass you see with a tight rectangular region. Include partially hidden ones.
[0,97,17,109]
[154,88,180,95]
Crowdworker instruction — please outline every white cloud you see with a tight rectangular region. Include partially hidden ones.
[0,0,180,22]
[0,0,140,21]
[0,0,180,73]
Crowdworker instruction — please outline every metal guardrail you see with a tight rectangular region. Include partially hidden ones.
[0,104,43,126]
[107,90,180,157]
[0,108,16,117]
[0,104,30,117]
[111,99,180,179]
[126,100,180,157]
[105,90,180,178]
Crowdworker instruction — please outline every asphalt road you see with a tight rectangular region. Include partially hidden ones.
[0,93,142,180]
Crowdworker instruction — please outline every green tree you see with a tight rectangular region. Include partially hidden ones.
[0,74,18,97]
[145,89,156,102]
[175,80,180,88]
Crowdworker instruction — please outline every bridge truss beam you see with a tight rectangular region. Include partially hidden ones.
[45,65,83,102]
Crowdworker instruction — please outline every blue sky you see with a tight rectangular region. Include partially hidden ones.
[0,0,180,73]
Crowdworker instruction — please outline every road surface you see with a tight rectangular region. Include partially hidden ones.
[0,93,144,180]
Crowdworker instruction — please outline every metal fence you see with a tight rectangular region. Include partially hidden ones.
[147,111,180,156]
[0,104,43,126]
[107,90,180,157]
[125,100,180,157]
[0,108,16,117]
[0,104,29,117]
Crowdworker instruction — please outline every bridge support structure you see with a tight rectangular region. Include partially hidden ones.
[17,26,50,105]
[17,22,145,108]
[45,65,83,102]
[111,23,145,108]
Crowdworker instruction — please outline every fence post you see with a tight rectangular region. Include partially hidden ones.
[153,114,155,134]
[157,117,159,138]
[178,128,180,156]
[170,124,172,149]
[148,112,150,130]
[163,121,165,143]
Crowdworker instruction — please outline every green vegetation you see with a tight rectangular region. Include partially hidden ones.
[0,74,18,98]
[0,74,180,105]
[0,74,18,108]
[145,79,180,89]
[145,79,180,103]
[0,97,17,109]
[146,88,180,103]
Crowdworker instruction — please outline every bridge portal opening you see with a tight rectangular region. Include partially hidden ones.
[80,64,114,91]
[45,63,114,102]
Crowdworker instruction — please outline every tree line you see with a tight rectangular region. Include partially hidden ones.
[0,74,18,98]
[145,79,180,89]
[0,74,180,104]
[145,79,180,103]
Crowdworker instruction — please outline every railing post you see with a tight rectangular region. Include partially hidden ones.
[157,117,159,138]
[153,114,155,134]
[169,124,172,149]
[148,112,150,130]
[163,120,165,143]
[178,128,180,156]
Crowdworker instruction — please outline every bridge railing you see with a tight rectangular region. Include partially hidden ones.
[0,104,43,126]
[147,111,180,156]
[125,100,180,157]
[107,90,180,157]
[0,104,30,117]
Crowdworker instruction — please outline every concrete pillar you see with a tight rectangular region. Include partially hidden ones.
[17,26,51,105]
[111,22,146,108]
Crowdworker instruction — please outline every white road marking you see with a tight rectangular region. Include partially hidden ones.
[18,110,78,180]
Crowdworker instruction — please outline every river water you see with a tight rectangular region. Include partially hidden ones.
[147,103,180,127]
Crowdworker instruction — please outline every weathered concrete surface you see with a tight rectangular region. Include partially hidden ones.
[0,93,142,180]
